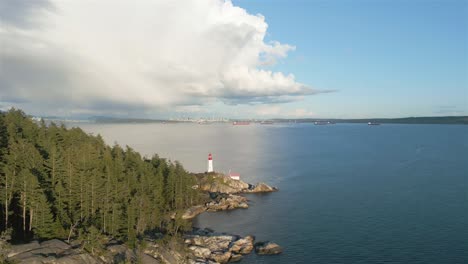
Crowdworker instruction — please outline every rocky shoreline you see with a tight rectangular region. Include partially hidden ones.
[2,173,281,263]
[193,173,279,194]
[185,228,282,263]
[2,228,282,264]
[182,194,248,220]
[183,173,278,220]
[182,173,282,263]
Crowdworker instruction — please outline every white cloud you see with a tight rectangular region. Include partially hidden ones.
[254,105,314,118]
[290,108,315,118]
[0,0,327,116]
[255,105,282,116]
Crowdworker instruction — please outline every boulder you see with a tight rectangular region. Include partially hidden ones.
[143,240,186,264]
[237,202,248,209]
[189,246,211,259]
[55,253,100,264]
[229,253,243,262]
[229,235,254,255]
[205,195,248,212]
[6,239,103,264]
[13,239,72,259]
[10,254,47,264]
[185,235,235,252]
[254,241,283,255]
[188,259,218,264]
[8,241,40,258]
[138,252,161,264]
[106,244,136,263]
[40,239,71,250]
[248,182,278,193]
[209,251,231,263]
[183,205,206,219]
[28,247,67,257]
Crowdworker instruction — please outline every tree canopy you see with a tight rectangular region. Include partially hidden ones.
[0,109,201,244]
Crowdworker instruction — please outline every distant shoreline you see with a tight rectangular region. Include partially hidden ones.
[93,116,468,125]
[289,116,468,125]
[26,114,468,125]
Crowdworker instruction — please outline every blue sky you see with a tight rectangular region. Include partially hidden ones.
[1,0,466,118]
[233,0,468,118]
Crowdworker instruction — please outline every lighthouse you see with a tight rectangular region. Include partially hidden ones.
[207,153,214,172]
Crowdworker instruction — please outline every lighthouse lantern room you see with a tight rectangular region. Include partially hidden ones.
[207,153,214,172]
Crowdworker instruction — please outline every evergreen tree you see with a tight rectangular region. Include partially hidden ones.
[0,108,199,243]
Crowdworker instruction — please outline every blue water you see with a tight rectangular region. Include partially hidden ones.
[79,123,468,263]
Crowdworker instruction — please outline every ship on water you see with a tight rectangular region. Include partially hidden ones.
[198,121,211,125]
[368,122,381,125]
[314,121,334,125]
[260,121,274,125]
[233,121,251,125]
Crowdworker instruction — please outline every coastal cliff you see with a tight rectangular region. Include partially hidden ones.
[193,173,278,194]
[181,173,278,220]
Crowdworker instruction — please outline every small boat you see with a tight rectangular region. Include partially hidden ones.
[314,121,331,125]
[368,122,381,125]
[260,121,274,125]
[233,121,250,125]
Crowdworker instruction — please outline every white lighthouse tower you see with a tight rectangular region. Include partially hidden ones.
[207,153,214,172]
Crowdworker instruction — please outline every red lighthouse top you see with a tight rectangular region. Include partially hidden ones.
[208,153,212,160]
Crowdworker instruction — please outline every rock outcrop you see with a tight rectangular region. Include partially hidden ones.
[193,173,277,194]
[6,239,102,264]
[142,240,186,264]
[5,238,192,264]
[246,182,279,193]
[185,235,235,252]
[182,205,207,219]
[184,229,255,264]
[254,241,283,255]
[182,194,248,220]
[205,195,248,212]
[195,173,249,194]
[229,236,254,255]
[4,233,282,263]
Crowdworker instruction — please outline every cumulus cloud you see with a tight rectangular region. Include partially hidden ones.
[255,105,314,118]
[290,108,315,118]
[255,105,282,116]
[0,0,327,116]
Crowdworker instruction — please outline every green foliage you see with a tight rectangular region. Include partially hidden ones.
[0,109,202,242]
[0,229,13,263]
[80,226,105,255]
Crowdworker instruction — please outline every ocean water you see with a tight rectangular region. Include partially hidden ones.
[77,123,468,264]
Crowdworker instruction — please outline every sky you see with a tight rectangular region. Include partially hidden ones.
[0,0,467,119]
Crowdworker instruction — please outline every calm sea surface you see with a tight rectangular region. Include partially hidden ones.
[76,123,468,264]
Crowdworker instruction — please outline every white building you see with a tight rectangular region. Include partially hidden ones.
[229,172,240,181]
[207,153,213,172]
